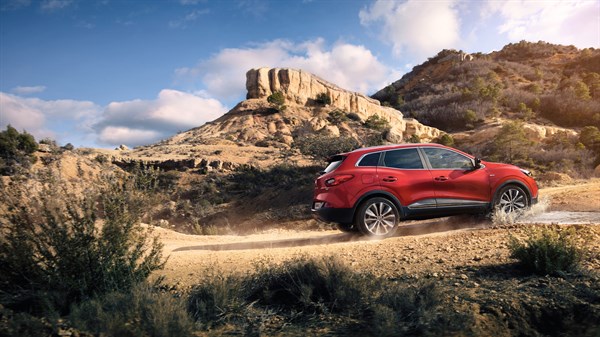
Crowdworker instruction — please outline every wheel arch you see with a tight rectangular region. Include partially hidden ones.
[352,190,404,222]
[492,180,533,207]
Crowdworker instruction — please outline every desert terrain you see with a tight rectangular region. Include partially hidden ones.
[157,181,600,286]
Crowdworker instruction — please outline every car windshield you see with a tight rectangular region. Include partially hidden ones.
[323,155,345,174]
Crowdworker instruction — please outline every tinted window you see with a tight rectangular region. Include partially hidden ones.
[357,152,380,167]
[383,148,423,169]
[323,155,346,173]
[423,148,473,169]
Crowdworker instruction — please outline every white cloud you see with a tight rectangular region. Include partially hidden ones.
[40,0,73,11]
[169,9,210,29]
[94,89,228,146]
[11,85,47,95]
[176,39,399,102]
[98,127,162,146]
[0,92,101,142]
[359,0,461,60]
[483,0,600,48]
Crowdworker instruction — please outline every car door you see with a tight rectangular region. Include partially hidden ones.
[420,147,491,207]
[377,148,436,208]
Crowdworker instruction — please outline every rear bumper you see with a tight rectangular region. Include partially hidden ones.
[311,205,354,225]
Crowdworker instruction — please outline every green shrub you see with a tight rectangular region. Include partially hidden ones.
[267,91,286,112]
[435,134,455,147]
[0,125,38,175]
[347,112,362,122]
[187,272,247,328]
[370,281,470,336]
[267,91,285,106]
[247,257,370,315]
[70,285,193,337]
[315,92,331,105]
[0,172,165,315]
[327,109,349,125]
[363,114,390,131]
[509,226,582,275]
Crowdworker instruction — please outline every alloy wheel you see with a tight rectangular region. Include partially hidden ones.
[363,201,397,236]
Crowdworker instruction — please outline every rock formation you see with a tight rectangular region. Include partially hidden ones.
[244,67,442,143]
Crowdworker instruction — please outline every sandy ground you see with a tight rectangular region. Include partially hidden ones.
[155,180,600,289]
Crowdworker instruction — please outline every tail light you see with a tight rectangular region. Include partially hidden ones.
[324,174,354,187]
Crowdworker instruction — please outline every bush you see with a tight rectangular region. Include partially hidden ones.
[0,172,165,315]
[267,92,286,112]
[187,272,247,329]
[315,92,331,105]
[0,125,38,175]
[509,226,582,275]
[294,134,359,162]
[70,285,193,337]
[363,114,390,131]
[327,110,349,125]
[267,91,285,106]
[247,257,370,315]
[370,281,470,336]
[435,134,455,147]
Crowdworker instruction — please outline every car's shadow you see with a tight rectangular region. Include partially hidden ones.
[172,215,490,252]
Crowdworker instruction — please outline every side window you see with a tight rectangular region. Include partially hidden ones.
[423,148,473,169]
[357,152,380,167]
[383,148,423,169]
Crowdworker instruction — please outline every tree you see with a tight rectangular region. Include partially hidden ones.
[435,134,455,147]
[0,125,38,175]
[491,121,532,163]
[579,126,600,153]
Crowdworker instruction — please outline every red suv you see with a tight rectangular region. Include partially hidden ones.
[312,144,538,237]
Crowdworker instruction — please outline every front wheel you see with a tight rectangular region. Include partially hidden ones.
[355,197,399,238]
[494,185,529,214]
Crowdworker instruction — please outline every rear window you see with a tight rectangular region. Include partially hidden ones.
[323,155,346,173]
[357,152,380,167]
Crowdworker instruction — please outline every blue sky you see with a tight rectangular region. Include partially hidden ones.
[1,0,599,148]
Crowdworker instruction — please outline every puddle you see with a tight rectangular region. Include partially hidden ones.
[518,211,600,225]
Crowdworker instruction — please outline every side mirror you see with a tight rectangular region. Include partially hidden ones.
[473,157,482,169]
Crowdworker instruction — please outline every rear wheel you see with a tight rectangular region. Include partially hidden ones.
[355,197,399,238]
[494,185,529,213]
[337,223,358,233]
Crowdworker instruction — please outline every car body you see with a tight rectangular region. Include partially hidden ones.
[311,143,538,237]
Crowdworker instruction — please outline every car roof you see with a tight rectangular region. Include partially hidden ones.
[345,143,446,156]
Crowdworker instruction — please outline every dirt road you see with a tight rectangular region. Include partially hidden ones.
[156,180,600,288]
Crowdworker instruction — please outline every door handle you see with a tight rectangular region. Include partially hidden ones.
[435,176,448,181]
[382,176,397,182]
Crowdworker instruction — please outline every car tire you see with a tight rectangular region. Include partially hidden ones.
[355,197,399,237]
[494,185,529,213]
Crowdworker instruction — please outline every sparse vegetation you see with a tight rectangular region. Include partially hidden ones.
[315,92,331,105]
[294,134,359,162]
[509,226,583,275]
[363,114,390,131]
[267,91,287,112]
[327,109,349,125]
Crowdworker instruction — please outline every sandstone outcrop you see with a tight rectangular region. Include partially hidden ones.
[244,67,442,142]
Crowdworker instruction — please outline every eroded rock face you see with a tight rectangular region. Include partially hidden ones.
[245,67,442,142]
